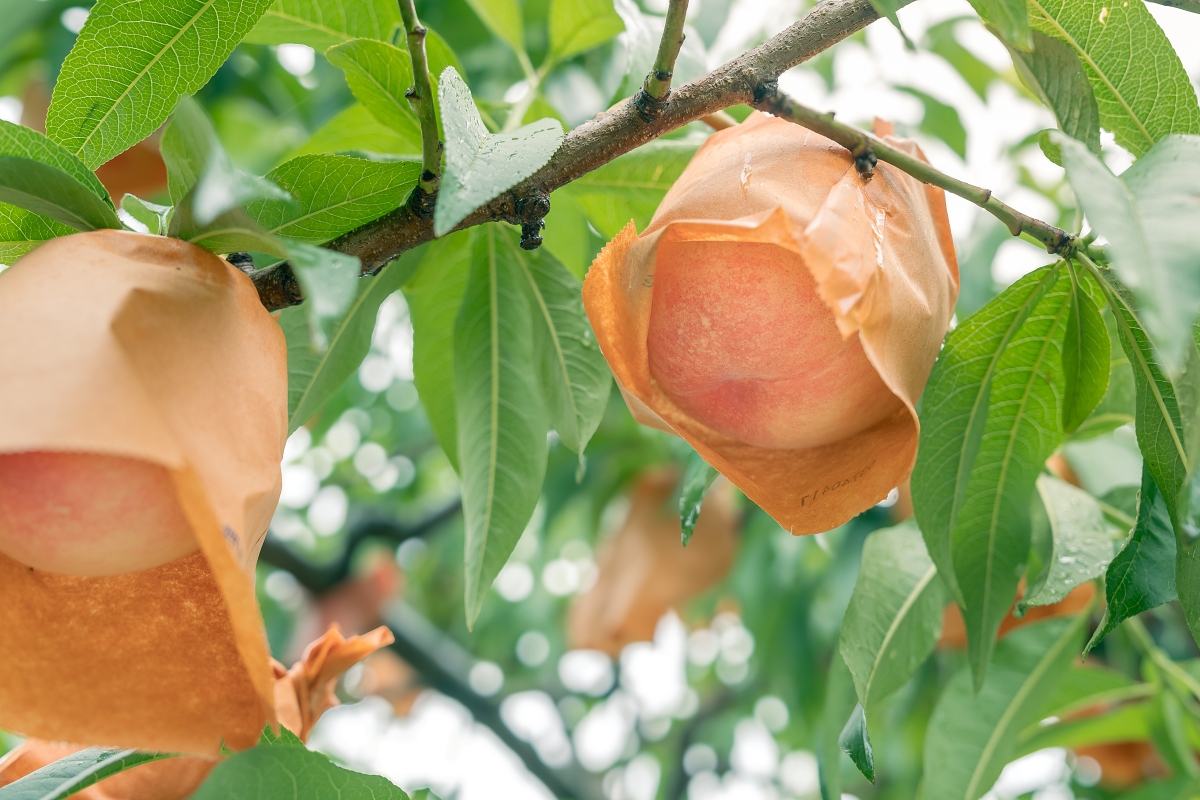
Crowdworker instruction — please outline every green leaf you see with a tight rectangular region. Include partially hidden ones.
[244,0,401,49]
[434,67,564,237]
[1018,474,1112,613]
[289,104,422,160]
[0,748,174,800]
[913,264,1071,688]
[1085,465,1176,653]
[1089,265,1198,538]
[283,246,425,432]
[558,140,696,238]
[1029,0,1200,158]
[818,651,856,800]
[286,241,362,351]
[326,39,423,150]
[510,234,611,455]
[46,0,275,169]
[1056,133,1200,369]
[1123,777,1200,800]
[0,157,122,231]
[249,155,421,243]
[923,18,999,101]
[464,0,524,53]
[1034,661,1142,721]
[679,449,718,547]
[548,0,624,62]
[405,231,473,470]
[0,206,74,263]
[1018,696,1154,753]
[120,194,172,236]
[838,703,874,784]
[0,120,112,206]
[1070,305,1136,440]
[456,225,550,626]
[1007,30,1101,154]
[867,0,907,34]
[188,743,409,800]
[895,86,967,158]
[922,616,1088,800]
[840,520,948,710]
[257,723,305,746]
[970,0,1030,48]
[1061,263,1109,432]
[161,96,218,206]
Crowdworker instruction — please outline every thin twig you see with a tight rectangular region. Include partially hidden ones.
[251,0,907,310]
[753,90,1079,257]
[397,0,441,202]
[642,0,690,104]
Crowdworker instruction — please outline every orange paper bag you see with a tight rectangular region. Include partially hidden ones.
[583,112,959,534]
[570,470,739,654]
[0,230,288,755]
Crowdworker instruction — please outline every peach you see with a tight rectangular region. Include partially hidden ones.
[0,451,197,576]
[647,240,903,449]
[583,113,959,534]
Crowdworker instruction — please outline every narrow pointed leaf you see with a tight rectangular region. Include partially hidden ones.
[0,157,121,231]
[46,0,275,169]
[434,68,564,237]
[245,0,401,49]
[679,448,719,547]
[1028,0,1200,158]
[509,232,610,454]
[456,225,549,626]
[1086,466,1176,653]
[1061,264,1109,432]
[818,651,856,800]
[0,748,174,800]
[838,703,874,783]
[922,616,1089,800]
[283,246,425,432]
[1056,133,1200,369]
[914,266,1061,604]
[1007,30,1100,153]
[1089,265,1199,538]
[249,154,421,243]
[840,520,948,711]
[1018,474,1113,613]
[914,264,1071,688]
[326,39,423,148]
[405,232,474,470]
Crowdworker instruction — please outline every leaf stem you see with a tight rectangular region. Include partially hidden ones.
[397,0,441,196]
[754,90,1080,256]
[1125,616,1200,703]
[644,0,690,101]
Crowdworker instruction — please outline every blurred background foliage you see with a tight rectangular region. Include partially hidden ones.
[2,0,1200,798]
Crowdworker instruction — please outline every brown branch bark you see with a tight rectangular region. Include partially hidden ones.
[252,0,899,311]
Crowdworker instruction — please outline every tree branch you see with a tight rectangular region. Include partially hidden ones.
[251,0,898,310]
[753,91,1079,256]
[640,0,690,111]
[397,0,441,209]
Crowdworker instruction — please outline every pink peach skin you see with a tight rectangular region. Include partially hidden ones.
[648,240,903,450]
[0,451,197,576]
